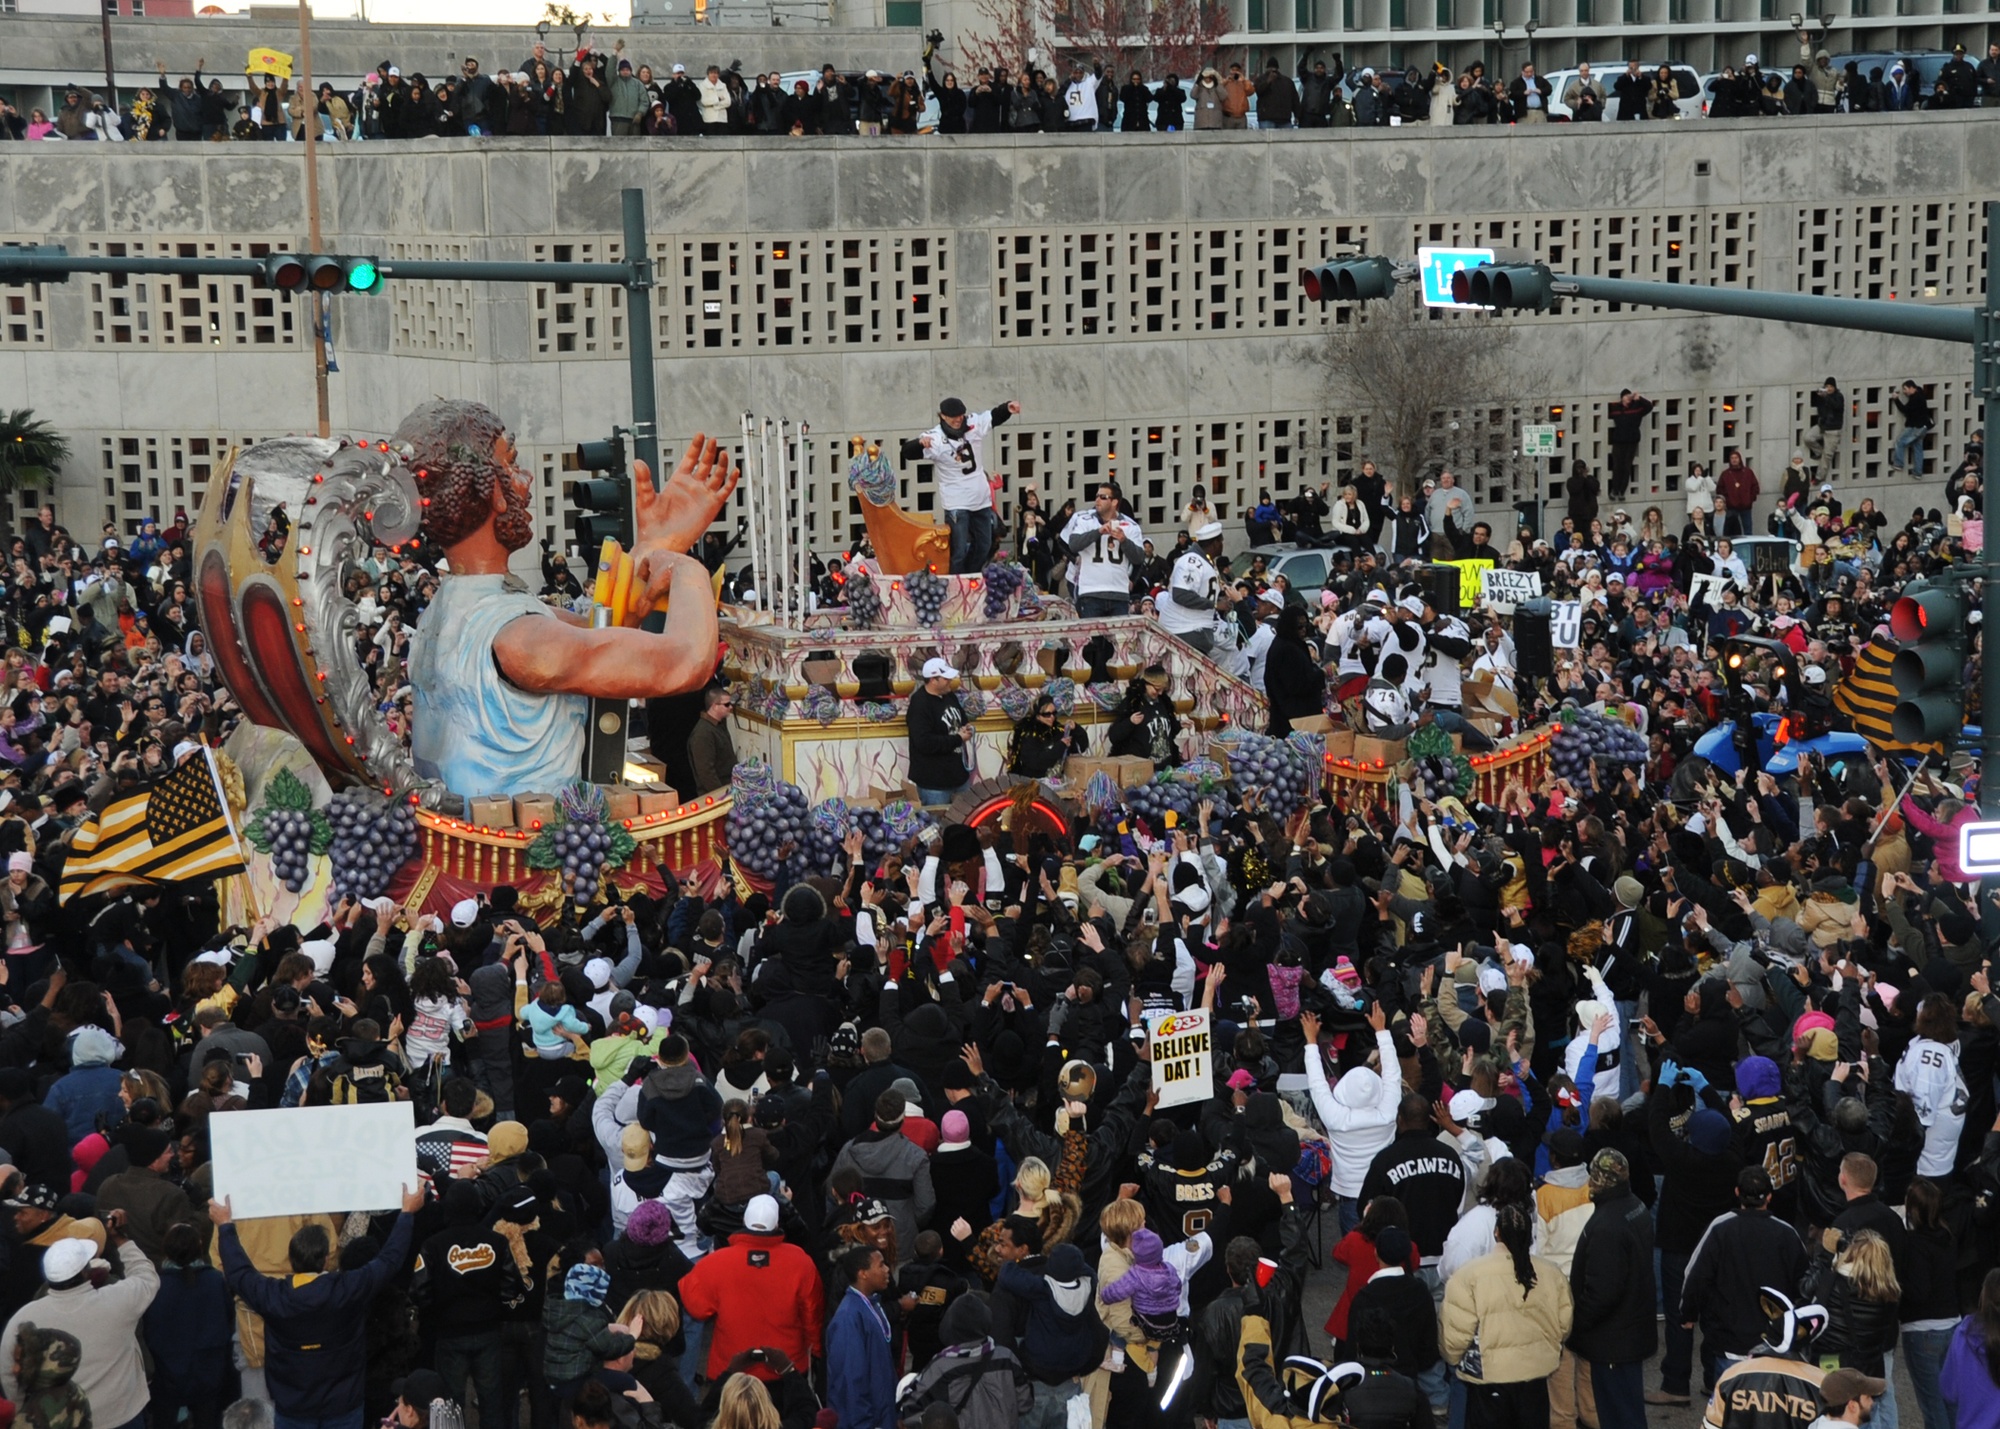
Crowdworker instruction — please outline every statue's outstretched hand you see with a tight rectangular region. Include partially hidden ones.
[634,435,739,557]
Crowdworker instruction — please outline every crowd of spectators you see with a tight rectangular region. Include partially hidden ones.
[4,28,1996,142]
[0,392,1997,1429]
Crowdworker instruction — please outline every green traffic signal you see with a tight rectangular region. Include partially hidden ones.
[259,253,381,294]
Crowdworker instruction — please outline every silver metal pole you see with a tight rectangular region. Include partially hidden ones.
[775,418,791,623]
[739,412,759,612]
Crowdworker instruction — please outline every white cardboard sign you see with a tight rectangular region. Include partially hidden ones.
[1550,600,1583,649]
[1479,567,1542,610]
[1688,571,1729,611]
[1147,1008,1215,1109]
[210,1102,418,1218]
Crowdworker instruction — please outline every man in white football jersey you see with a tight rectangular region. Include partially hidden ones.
[1052,481,1145,617]
[1157,521,1231,654]
[900,394,1021,574]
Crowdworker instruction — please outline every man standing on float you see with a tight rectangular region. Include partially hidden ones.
[902,395,1021,574]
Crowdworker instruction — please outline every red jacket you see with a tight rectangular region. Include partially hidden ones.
[1718,465,1760,510]
[676,1230,825,1381]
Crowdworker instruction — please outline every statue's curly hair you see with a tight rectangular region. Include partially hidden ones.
[392,399,513,551]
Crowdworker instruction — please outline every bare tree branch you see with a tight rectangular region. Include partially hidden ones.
[1310,294,1547,504]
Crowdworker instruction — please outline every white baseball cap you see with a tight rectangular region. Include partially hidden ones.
[1194,521,1224,542]
[450,897,480,928]
[744,1194,781,1232]
[921,657,959,680]
[42,1239,95,1285]
[671,62,686,73]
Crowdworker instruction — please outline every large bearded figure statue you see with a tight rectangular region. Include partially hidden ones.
[399,400,736,799]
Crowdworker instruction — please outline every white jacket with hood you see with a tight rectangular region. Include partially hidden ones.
[1302,1027,1403,1197]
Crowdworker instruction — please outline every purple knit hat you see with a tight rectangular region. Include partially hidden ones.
[627,1199,674,1246]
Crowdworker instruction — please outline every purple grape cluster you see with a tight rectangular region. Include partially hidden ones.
[1227,731,1314,816]
[1122,777,1195,827]
[726,778,809,881]
[327,792,419,901]
[546,816,615,903]
[845,570,882,628]
[907,569,947,627]
[262,808,317,893]
[981,560,1027,620]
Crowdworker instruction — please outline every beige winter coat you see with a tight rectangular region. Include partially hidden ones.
[1439,1245,1573,1385]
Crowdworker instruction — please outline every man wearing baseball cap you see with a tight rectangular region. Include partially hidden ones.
[1811,1369,1884,1429]
[1569,1149,1657,1429]
[901,394,1021,574]
[906,657,971,808]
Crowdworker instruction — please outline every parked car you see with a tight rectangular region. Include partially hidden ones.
[1245,543,1335,602]
[1542,62,1705,120]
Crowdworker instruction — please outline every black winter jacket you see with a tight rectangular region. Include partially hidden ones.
[1568,1187,1658,1363]
[1192,1199,1311,1419]
[1801,1246,1900,1374]
[906,686,970,794]
[1678,1208,1808,1356]
[1647,1090,1743,1254]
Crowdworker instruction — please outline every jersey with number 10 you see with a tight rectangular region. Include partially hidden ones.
[1060,510,1145,597]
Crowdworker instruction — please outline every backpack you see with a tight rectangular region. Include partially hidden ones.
[328,1056,404,1105]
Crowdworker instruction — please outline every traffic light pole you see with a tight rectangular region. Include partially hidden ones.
[1977,222,2000,814]
[1401,203,1999,811]
[3,182,666,532]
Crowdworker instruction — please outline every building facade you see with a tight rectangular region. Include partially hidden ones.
[0,119,1987,563]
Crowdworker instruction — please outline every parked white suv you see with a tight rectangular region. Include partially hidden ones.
[1542,62,1705,121]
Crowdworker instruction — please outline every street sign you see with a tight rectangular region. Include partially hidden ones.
[1521,424,1559,458]
[1960,820,2000,875]
[1417,246,1497,309]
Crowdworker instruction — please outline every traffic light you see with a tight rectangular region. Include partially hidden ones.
[260,253,383,294]
[262,253,307,291]
[565,431,633,551]
[1888,580,1968,745]
[1449,262,1557,312]
[1301,255,1396,304]
[1720,637,1802,702]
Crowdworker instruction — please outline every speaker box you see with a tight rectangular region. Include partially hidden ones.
[1514,598,1554,681]
[583,697,629,784]
[1420,563,1462,617]
[852,652,894,699]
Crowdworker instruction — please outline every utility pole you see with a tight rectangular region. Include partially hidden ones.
[1976,211,2000,811]
[622,188,660,487]
[299,0,330,439]
[100,5,119,110]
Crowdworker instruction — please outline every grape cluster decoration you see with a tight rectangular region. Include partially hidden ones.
[1551,706,1648,790]
[326,791,420,901]
[1122,776,1195,825]
[244,769,332,895]
[725,759,809,881]
[526,782,638,904]
[845,570,883,629]
[981,559,1027,620]
[1402,722,1475,799]
[907,569,948,628]
[1224,731,1316,816]
[801,798,854,877]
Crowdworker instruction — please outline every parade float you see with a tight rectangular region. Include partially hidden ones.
[192,400,1568,921]
[194,404,735,928]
